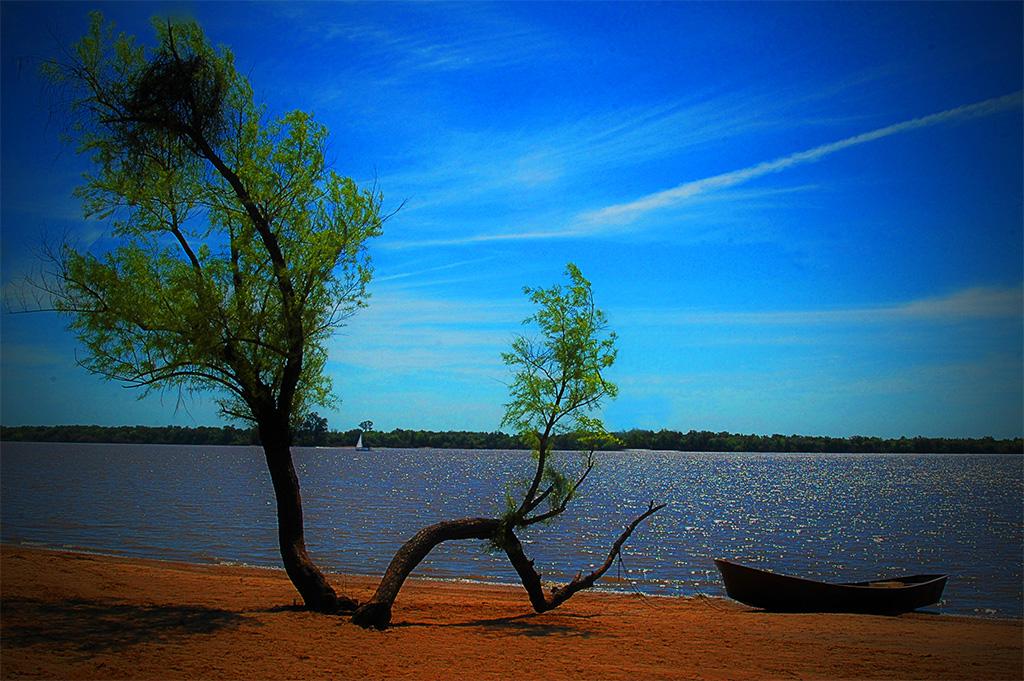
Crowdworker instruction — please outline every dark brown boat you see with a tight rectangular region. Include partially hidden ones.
[715,559,948,615]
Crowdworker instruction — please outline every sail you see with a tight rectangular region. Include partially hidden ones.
[356,432,363,449]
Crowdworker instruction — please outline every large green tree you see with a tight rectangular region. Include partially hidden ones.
[352,264,663,629]
[14,14,385,612]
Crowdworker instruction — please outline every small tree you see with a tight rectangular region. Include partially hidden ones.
[9,14,385,612]
[352,264,663,629]
[495,261,620,542]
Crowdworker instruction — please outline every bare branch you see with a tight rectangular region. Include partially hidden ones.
[504,502,667,613]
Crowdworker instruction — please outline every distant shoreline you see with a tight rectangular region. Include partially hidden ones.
[2,424,1021,454]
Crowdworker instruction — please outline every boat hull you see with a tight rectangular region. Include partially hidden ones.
[715,559,948,615]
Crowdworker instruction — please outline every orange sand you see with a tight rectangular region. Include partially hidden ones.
[1,546,1020,680]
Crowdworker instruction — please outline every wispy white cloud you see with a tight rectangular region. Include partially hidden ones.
[293,3,562,79]
[374,257,499,283]
[379,93,790,214]
[384,91,1023,249]
[344,23,553,75]
[895,286,1024,322]
[516,93,784,177]
[383,184,822,249]
[610,350,1023,437]
[583,91,1024,228]
[329,287,527,378]
[616,284,1024,328]
[382,227,576,250]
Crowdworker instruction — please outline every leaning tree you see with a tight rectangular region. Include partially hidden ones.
[352,263,664,629]
[10,14,386,612]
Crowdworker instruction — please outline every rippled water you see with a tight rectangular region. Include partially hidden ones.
[2,443,1020,618]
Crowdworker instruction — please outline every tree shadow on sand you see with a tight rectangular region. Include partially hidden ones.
[395,611,598,638]
[1,596,254,656]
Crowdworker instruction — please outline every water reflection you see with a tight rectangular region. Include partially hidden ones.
[2,444,1020,618]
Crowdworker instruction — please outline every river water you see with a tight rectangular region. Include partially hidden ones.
[1,443,1020,618]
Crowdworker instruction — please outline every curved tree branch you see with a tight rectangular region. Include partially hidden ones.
[351,502,665,630]
[351,517,501,629]
[505,501,666,612]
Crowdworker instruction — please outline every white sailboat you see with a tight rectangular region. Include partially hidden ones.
[356,432,370,450]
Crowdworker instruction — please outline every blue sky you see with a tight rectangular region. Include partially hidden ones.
[1,1,1021,439]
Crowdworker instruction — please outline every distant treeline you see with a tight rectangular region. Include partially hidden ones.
[0,424,261,446]
[1,424,1021,454]
[614,430,1023,454]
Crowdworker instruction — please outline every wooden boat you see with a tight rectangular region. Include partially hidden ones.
[714,559,948,615]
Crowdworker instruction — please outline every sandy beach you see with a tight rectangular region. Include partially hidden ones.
[1,545,1020,680]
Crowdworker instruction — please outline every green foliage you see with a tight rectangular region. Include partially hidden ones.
[498,263,618,533]
[26,14,384,427]
[501,263,617,448]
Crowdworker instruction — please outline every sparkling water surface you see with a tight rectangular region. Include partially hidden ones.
[2,443,1020,618]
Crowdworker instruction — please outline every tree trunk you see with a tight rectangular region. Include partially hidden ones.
[259,419,356,614]
[351,517,501,629]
